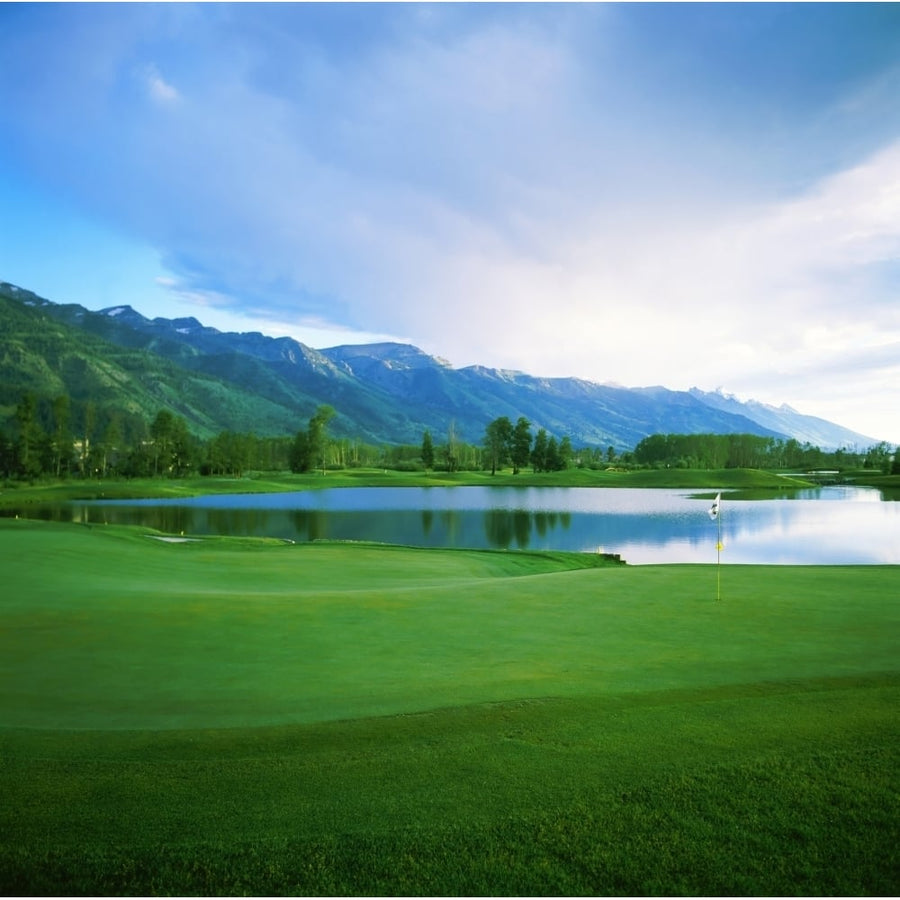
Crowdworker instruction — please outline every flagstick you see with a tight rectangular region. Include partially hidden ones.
[708,492,722,601]
[716,508,721,601]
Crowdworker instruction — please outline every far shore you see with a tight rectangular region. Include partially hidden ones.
[2,466,897,510]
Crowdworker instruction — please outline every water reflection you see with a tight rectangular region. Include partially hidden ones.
[5,485,898,565]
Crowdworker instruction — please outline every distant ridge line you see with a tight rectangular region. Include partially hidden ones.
[0,279,883,449]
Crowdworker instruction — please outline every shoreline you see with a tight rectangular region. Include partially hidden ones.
[0,465,836,508]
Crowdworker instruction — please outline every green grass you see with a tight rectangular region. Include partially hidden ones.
[1,518,897,895]
[4,680,897,896]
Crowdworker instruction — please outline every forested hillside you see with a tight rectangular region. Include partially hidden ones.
[0,286,310,440]
[0,280,883,467]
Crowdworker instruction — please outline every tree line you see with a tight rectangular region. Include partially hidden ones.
[1,389,896,482]
[479,416,573,475]
[0,393,500,480]
[0,391,298,481]
[632,431,898,473]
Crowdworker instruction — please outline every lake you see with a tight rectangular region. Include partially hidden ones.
[22,484,900,565]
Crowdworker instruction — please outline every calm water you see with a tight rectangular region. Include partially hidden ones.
[24,485,900,565]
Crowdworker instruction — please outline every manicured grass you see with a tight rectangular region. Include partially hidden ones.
[1,518,897,894]
[3,678,897,896]
[2,518,896,730]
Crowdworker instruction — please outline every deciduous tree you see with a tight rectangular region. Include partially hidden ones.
[484,416,513,476]
[51,394,72,477]
[421,429,434,470]
[557,436,573,471]
[290,405,335,473]
[531,428,548,473]
[14,392,43,479]
[511,417,532,475]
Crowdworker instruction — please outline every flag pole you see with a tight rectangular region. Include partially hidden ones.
[716,504,721,601]
[708,492,722,601]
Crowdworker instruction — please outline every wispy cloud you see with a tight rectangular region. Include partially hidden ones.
[1,4,898,440]
[144,64,180,104]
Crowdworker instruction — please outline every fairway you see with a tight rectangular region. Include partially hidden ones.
[2,517,898,895]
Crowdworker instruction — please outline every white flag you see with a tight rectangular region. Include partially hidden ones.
[708,493,721,520]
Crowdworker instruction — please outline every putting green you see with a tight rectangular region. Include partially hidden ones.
[2,517,897,730]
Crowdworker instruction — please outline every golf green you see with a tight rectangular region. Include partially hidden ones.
[2,517,897,730]
[1,517,897,895]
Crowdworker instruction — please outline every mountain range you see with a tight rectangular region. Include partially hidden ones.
[0,280,880,451]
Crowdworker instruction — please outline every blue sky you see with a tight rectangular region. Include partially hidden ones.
[1,3,899,443]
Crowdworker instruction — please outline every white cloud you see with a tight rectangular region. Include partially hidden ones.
[77,15,900,442]
[322,135,900,440]
[144,64,180,104]
[3,4,899,441]
[153,274,403,348]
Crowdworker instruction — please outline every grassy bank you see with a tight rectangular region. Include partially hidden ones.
[1,518,898,894]
[0,465,813,510]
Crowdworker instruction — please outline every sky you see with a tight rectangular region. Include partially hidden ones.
[1,3,899,444]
